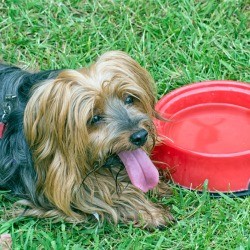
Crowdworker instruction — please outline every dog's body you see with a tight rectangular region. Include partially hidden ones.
[0,51,171,228]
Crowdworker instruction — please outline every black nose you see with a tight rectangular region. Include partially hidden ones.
[130,129,148,146]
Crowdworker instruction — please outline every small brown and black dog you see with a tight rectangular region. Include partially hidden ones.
[0,51,172,228]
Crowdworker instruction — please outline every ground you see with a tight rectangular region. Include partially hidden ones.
[0,0,249,249]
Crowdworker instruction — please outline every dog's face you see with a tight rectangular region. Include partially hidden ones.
[23,51,158,209]
[82,53,157,165]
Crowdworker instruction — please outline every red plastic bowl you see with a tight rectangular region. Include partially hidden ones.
[153,80,250,195]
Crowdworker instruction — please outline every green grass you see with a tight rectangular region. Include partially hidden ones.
[0,0,250,249]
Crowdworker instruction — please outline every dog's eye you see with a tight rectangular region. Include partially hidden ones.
[124,95,134,105]
[90,115,103,125]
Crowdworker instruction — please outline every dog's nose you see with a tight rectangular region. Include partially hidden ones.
[130,129,148,146]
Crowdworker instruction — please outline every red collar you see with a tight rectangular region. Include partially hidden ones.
[0,122,5,139]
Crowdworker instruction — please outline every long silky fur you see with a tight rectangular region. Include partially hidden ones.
[0,52,172,228]
[0,64,59,203]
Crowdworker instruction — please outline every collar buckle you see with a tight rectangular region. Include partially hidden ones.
[1,95,17,123]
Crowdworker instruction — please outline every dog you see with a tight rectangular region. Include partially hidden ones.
[0,51,172,228]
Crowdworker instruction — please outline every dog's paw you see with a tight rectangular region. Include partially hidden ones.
[154,184,172,199]
[138,207,175,230]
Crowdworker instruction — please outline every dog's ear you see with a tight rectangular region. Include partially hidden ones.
[24,70,91,154]
[23,71,92,217]
[93,51,157,117]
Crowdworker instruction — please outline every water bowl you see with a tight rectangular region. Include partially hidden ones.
[153,80,250,196]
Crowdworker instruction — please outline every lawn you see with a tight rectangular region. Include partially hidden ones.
[0,0,249,249]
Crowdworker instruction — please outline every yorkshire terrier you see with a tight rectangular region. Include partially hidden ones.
[0,51,172,228]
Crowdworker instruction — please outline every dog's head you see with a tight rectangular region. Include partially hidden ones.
[79,51,157,160]
[24,51,159,215]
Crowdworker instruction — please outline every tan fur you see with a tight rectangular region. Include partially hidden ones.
[23,51,172,228]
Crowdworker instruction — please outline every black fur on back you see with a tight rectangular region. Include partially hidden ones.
[0,64,60,205]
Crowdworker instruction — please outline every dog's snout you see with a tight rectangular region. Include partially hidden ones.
[130,129,148,146]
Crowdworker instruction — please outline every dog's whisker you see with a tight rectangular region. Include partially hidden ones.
[159,135,174,143]
[80,164,103,186]
[115,165,125,195]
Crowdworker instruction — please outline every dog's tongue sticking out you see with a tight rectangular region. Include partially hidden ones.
[118,149,159,192]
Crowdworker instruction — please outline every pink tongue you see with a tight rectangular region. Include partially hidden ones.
[118,149,159,192]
